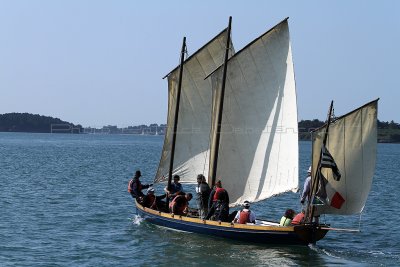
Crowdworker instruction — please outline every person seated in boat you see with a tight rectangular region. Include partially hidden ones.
[127,170,152,199]
[169,193,193,216]
[195,174,211,219]
[233,201,256,224]
[208,180,229,211]
[291,209,306,225]
[280,209,295,226]
[142,187,167,211]
[165,174,184,200]
[300,166,312,205]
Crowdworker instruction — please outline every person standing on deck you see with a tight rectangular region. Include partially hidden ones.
[128,170,152,199]
[195,174,211,219]
[208,180,229,210]
[206,180,230,221]
[300,166,312,205]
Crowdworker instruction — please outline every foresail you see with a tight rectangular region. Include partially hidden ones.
[312,100,378,215]
[209,19,299,204]
[154,29,234,184]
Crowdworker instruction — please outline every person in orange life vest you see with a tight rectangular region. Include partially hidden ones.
[233,201,256,224]
[169,193,193,216]
[164,175,184,200]
[208,180,229,210]
[291,209,305,225]
[127,170,152,199]
[142,187,166,210]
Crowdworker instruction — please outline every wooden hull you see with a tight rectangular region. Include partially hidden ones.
[135,200,329,245]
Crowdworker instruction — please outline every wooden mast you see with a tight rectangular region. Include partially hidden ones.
[210,16,232,187]
[167,37,186,204]
[308,100,334,222]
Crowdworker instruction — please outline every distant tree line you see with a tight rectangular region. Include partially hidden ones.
[298,119,400,143]
[0,113,82,133]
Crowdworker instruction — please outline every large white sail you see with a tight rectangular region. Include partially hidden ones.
[311,100,378,215]
[154,30,234,183]
[209,19,299,204]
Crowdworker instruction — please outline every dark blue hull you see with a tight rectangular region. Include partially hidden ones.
[135,202,328,245]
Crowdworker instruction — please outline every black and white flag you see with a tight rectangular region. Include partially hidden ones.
[321,145,341,181]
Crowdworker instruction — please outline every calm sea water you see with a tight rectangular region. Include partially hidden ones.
[0,132,399,266]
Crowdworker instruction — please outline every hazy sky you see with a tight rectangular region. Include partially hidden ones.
[0,1,398,127]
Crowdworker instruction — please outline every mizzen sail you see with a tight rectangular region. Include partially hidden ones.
[155,30,234,183]
[209,19,299,204]
[311,100,378,215]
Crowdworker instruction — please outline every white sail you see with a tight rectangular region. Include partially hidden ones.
[154,30,234,183]
[209,19,299,204]
[312,100,378,215]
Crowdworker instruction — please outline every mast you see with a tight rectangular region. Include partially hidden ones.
[167,37,186,202]
[308,100,334,222]
[210,16,232,187]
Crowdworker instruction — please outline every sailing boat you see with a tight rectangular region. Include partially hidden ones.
[134,17,378,245]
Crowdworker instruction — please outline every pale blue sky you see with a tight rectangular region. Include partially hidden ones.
[0,0,398,127]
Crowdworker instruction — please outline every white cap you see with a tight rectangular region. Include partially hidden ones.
[308,166,311,173]
[148,187,155,193]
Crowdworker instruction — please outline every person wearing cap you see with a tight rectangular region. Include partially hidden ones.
[300,166,312,205]
[142,187,167,210]
[164,174,184,200]
[127,170,152,199]
[233,201,256,224]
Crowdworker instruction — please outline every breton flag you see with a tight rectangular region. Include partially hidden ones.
[321,146,341,181]
[315,163,345,209]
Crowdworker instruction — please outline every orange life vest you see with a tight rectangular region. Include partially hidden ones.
[291,212,305,225]
[238,210,251,224]
[128,180,133,192]
[128,179,142,193]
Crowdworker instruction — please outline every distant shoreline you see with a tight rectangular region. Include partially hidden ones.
[1,112,399,143]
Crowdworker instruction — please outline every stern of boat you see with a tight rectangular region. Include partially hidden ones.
[293,224,329,244]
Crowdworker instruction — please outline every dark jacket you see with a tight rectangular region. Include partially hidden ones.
[196,182,211,209]
[128,178,150,198]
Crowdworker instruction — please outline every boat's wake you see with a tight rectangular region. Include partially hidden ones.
[131,214,144,225]
[308,243,341,258]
